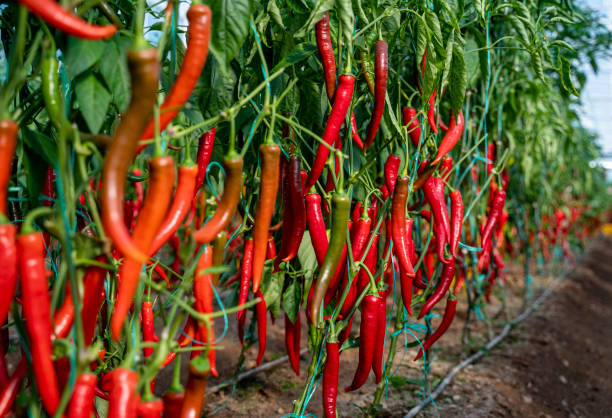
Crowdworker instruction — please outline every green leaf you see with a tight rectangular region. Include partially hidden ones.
[206,0,253,75]
[424,10,443,56]
[336,0,354,49]
[415,15,428,72]
[464,38,480,87]
[20,144,48,209]
[74,72,112,134]
[271,43,317,73]
[297,231,318,283]
[440,30,455,93]
[261,261,284,318]
[22,129,57,165]
[268,0,284,27]
[294,0,334,38]
[558,55,578,96]
[65,38,105,79]
[198,56,238,118]
[282,279,302,323]
[99,40,130,112]
[549,40,575,52]
[473,0,485,21]
[449,40,467,115]
[508,15,530,47]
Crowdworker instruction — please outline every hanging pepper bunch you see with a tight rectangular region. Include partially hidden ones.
[0,0,608,416]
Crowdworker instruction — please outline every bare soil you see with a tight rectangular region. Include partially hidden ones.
[153,234,612,417]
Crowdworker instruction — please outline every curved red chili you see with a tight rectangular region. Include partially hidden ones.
[0,357,26,416]
[255,290,267,365]
[427,89,438,134]
[414,296,457,361]
[305,193,329,266]
[236,238,254,322]
[142,299,155,358]
[322,341,339,418]
[107,368,139,418]
[339,216,371,317]
[431,110,465,165]
[417,261,455,319]
[194,245,218,377]
[194,128,216,194]
[423,176,451,264]
[384,154,401,195]
[480,190,506,252]
[0,120,17,217]
[372,290,386,383]
[449,190,463,258]
[0,224,17,327]
[180,355,209,418]
[284,311,301,376]
[391,176,416,277]
[399,218,414,315]
[277,155,305,265]
[402,107,422,147]
[67,373,97,418]
[364,40,388,151]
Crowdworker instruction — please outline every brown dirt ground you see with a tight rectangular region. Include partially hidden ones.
[151,234,612,417]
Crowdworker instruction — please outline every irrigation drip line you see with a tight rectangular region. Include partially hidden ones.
[404,257,582,418]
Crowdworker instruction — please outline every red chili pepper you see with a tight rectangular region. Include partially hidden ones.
[402,107,422,147]
[431,110,465,165]
[305,193,329,266]
[193,154,243,244]
[284,311,301,376]
[480,190,506,252]
[18,0,116,39]
[345,295,381,391]
[82,260,107,345]
[449,190,463,259]
[423,176,451,264]
[0,120,17,217]
[149,164,198,256]
[67,373,97,418]
[111,156,175,341]
[486,142,496,179]
[276,155,305,266]
[140,5,211,142]
[194,128,216,194]
[251,144,280,293]
[0,224,17,327]
[180,355,209,418]
[417,261,455,319]
[304,74,354,193]
[357,233,379,295]
[194,245,218,377]
[414,296,457,361]
[101,48,159,263]
[384,154,401,195]
[255,289,267,365]
[440,157,453,181]
[236,238,254,322]
[398,218,414,315]
[142,299,155,358]
[0,357,26,416]
[427,89,438,134]
[372,290,386,383]
[136,399,164,418]
[162,392,184,417]
[323,134,342,200]
[364,40,388,151]
[339,216,371,317]
[107,368,139,418]
[322,340,339,418]
[391,176,416,277]
[17,232,60,414]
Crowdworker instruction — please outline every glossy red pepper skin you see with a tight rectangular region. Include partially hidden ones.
[304,75,354,193]
[402,107,422,147]
[339,217,371,317]
[67,373,97,418]
[417,261,455,319]
[345,295,381,391]
[140,4,211,142]
[194,246,218,377]
[107,368,139,418]
[284,311,301,376]
[391,177,416,277]
[137,399,164,417]
[384,154,401,195]
[427,89,438,134]
[431,111,465,165]
[322,341,339,418]
[0,224,17,326]
[142,300,155,358]
[194,128,216,194]
[440,156,453,181]
[0,357,26,416]
[480,190,507,251]
[112,156,175,341]
[236,238,254,322]
[277,155,305,265]
[414,297,457,360]
[0,120,17,216]
[162,392,184,417]
[399,218,415,315]
[305,193,329,266]
[18,232,60,415]
[18,0,116,39]
[364,40,388,150]
[449,190,463,258]
[251,144,280,293]
[372,291,386,383]
[423,176,451,264]
[180,356,209,418]
[255,290,267,365]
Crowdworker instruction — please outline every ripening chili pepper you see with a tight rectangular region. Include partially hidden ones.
[193,154,243,244]
[236,238,254,322]
[364,40,388,150]
[345,295,381,391]
[163,392,184,418]
[323,239,349,308]
[142,299,155,358]
[180,355,209,418]
[486,142,495,179]
[427,89,438,134]
[82,261,107,345]
[276,155,305,265]
[323,134,342,200]
[111,156,175,341]
[140,5,211,142]
[0,120,17,217]
[414,296,457,361]
[372,290,386,383]
[255,289,267,366]
[384,154,401,195]
[480,190,506,252]
[310,194,350,324]
[107,368,139,418]
[194,246,218,377]
[440,157,453,182]
[101,47,160,263]
[19,0,116,39]
[137,399,164,418]
[0,223,17,327]
[423,176,451,264]
[194,128,216,195]
[449,190,463,259]
[391,176,416,277]
[251,144,280,293]
[305,193,329,266]
[398,218,415,315]
[149,164,198,256]
[0,357,26,416]
[284,312,301,376]
[431,111,465,165]
[18,231,60,414]
[322,340,339,418]
[402,107,422,147]
[67,373,97,418]
[417,261,455,319]
[304,75,354,193]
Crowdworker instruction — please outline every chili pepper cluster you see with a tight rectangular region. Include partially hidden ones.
[0,0,606,417]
